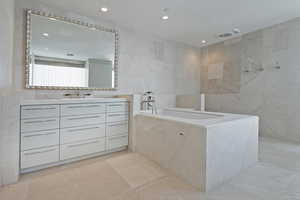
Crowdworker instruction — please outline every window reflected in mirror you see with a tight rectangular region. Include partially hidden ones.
[26,10,118,90]
[29,56,114,88]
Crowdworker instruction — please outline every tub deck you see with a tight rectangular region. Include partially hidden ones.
[140,108,257,127]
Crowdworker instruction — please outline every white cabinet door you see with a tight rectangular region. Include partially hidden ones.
[21,146,59,169]
[21,117,59,133]
[107,121,128,137]
[107,135,128,150]
[107,113,128,123]
[21,130,59,151]
[21,105,59,119]
[61,103,105,116]
[61,114,105,128]
[107,103,128,113]
[60,138,106,160]
[60,124,105,144]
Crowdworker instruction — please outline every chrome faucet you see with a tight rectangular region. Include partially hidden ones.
[141,91,157,114]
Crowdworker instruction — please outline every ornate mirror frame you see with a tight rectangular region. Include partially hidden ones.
[25,9,119,90]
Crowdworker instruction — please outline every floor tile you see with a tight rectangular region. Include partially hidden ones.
[1,138,300,200]
[107,153,167,188]
[0,182,28,200]
[259,137,300,172]
[137,176,204,200]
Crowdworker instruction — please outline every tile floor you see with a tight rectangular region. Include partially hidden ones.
[1,137,300,200]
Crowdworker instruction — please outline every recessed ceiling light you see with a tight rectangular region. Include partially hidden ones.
[202,40,207,44]
[233,28,241,34]
[42,33,49,37]
[162,8,169,20]
[100,7,108,12]
[162,15,169,20]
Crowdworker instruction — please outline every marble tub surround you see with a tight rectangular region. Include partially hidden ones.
[135,108,258,191]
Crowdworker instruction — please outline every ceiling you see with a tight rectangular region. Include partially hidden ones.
[36,0,300,47]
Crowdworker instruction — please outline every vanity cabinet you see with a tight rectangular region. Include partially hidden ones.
[20,99,129,173]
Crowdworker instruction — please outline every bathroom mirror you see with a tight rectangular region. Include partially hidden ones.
[25,10,119,90]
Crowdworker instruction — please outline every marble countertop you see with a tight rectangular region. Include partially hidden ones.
[21,97,128,105]
[138,108,258,128]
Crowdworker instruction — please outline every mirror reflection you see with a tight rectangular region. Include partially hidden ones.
[28,12,117,89]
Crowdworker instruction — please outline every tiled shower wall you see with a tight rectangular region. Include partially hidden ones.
[202,17,300,143]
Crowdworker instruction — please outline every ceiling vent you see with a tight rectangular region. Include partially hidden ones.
[218,29,241,39]
[218,32,233,38]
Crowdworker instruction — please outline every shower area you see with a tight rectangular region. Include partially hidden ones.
[199,22,299,143]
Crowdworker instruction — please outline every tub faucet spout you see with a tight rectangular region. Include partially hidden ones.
[141,100,157,114]
[141,91,157,114]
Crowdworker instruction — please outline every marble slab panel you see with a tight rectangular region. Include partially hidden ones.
[134,112,258,191]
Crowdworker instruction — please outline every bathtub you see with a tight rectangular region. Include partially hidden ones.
[161,108,224,119]
[134,108,258,192]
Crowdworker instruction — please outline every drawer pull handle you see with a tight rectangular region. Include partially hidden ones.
[110,136,127,140]
[108,114,125,117]
[109,104,123,107]
[24,107,57,111]
[67,116,101,121]
[68,105,103,109]
[24,119,57,124]
[68,141,99,148]
[109,123,127,127]
[24,132,57,138]
[68,127,100,132]
[24,149,56,155]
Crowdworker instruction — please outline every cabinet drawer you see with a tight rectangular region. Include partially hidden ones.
[21,130,59,151]
[61,103,105,116]
[107,113,128,123]
[61,124,106,144]
[21,105,59,119]
[107,135,128,150]
[61,114,105,128]
[107,121,128,137]
[21,146,59,169]
[107,102,128,113]
[21,117,59,133]
[60,138,105,160]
